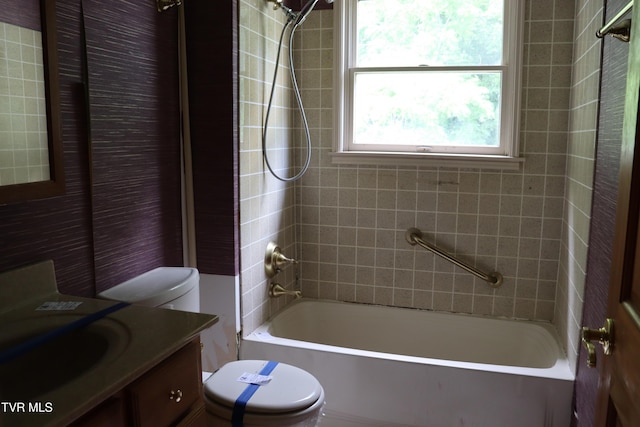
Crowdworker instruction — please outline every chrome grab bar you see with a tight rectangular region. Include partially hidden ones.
[405,227,503,288]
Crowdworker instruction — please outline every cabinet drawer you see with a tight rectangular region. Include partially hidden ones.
[128,340,202,427]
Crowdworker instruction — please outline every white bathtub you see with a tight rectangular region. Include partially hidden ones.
[240,299,574,427]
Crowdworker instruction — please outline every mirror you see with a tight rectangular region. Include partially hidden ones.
[0,0,63,204]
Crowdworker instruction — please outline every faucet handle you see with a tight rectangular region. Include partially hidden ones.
[265,242,298,277]
[273,252,298,268]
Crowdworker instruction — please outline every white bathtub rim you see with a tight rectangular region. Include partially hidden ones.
[244,299,574,382]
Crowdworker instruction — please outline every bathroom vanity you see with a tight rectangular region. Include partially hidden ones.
[0,261,218,427]
[71,338,205,427]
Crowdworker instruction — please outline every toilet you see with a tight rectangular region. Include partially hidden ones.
[98,267,200,310]
[98,267,325,427]
[204,359,325,427]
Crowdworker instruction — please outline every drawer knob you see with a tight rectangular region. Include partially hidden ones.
[170,389,183,403]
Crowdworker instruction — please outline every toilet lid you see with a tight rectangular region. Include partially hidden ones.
[98,267,198,307]
[204,360,323,414]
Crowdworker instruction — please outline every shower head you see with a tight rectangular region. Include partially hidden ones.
[294,0,319,26]
[266,0,330,25]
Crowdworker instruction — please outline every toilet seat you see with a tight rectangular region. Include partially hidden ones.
[204,360,323,415]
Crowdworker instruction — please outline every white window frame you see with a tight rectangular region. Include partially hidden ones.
[331,0,525,170]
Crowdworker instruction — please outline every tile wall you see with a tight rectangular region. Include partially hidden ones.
[557,0,602,372]
[0,22,49,185]
[293,1,576,323]
[239,0,299,334]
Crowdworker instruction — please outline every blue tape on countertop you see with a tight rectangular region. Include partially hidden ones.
[0,301,130,364]
[231,360,279,427]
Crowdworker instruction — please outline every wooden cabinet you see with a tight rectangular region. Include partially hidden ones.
[128,339,202,427]
[70,394,127,427]
[72,338,205,427]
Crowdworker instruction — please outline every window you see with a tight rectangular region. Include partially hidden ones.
[332,0,524,169]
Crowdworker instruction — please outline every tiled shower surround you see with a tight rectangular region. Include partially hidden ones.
[558,0,602,372]
[240,0,596,372]
[293,2,574,318]
[239,0,298,332]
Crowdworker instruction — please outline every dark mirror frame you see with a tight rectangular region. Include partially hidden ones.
[0,0,64,204]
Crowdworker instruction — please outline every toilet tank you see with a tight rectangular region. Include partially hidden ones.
[98,267,200,312]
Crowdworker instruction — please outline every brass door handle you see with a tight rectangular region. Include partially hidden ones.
[581,318,614,368]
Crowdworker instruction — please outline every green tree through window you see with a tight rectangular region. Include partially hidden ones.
[353,0,504,148]
[332,0,523,167]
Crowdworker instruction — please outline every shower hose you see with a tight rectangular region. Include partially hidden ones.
[262,18,312,182]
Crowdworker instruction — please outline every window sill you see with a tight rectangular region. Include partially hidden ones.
[330,151,525,170]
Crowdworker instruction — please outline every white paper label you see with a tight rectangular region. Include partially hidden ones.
[236,372,273,386]
[36,301,83,311]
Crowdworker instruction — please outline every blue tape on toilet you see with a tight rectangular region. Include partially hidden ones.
[231,360,279,427]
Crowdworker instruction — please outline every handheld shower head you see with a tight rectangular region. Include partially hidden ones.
[294,0,319,26]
